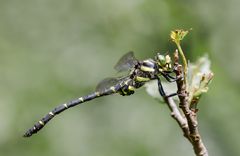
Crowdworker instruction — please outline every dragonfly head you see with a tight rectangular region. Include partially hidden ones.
[155,53,172,71]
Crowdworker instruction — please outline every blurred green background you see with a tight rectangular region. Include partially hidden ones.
[1,0,240,156]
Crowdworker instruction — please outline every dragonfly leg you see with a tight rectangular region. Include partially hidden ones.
[161,72,176,82]
[164,93,178,98]
[156,77,166,97]
[156,77,178,98]
[160,71,183,83]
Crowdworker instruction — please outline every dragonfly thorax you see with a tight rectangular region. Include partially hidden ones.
[131,60,157,84]
[140,59,156,73]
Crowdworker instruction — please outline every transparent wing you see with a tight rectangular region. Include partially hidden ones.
[96,76,129,92]
[114,51,138,72]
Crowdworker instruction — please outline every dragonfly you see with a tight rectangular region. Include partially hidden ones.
[23,51,177,137]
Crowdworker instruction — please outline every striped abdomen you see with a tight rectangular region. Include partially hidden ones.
[23,84,121,137]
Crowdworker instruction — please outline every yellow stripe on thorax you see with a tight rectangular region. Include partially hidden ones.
[140,66,155,72]
[135,76,150,82]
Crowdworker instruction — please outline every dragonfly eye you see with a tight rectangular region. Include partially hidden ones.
[156,53,166,66]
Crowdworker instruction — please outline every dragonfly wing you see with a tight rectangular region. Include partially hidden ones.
[96,77,119,92]
[114,51,138,72]
[96,76,129,92]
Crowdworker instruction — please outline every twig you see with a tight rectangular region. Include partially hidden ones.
[163,97,190,142]
[173,50,208,156]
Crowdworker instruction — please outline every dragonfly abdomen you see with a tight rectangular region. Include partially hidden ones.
[23,84,122,137]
